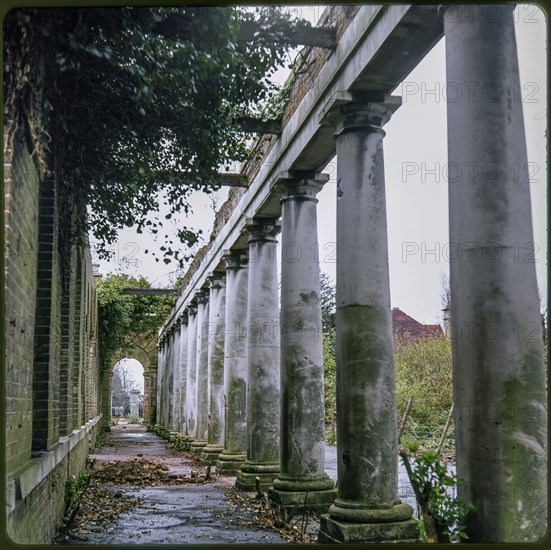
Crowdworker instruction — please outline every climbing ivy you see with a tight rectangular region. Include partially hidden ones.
[96,274,174,372]
[3,6,296,266]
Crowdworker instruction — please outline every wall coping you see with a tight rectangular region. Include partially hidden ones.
[5,414,102,513]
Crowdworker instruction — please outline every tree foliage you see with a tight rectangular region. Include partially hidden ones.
[3,6,295,265]
[320,272,336,442]
[96,273,174,371]
[323,327,337,444]
[320,271,336,334]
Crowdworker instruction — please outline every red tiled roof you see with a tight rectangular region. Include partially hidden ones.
[392,308,443,342]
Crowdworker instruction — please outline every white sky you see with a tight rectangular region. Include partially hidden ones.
[93,4,547,329]
[113,358,145,392]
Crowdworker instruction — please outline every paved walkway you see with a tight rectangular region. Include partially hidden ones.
[64,424,287,544]
[61,423,454,544]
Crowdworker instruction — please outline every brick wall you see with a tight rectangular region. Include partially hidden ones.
[4,122,103,543]
[6,421,100,544]
[4,125,39,473]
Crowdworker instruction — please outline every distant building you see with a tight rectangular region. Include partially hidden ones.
[392,307,443,342]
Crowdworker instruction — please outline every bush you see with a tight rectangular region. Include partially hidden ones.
[323,328,336,443]
[395,335,453,427]
[324,331,453,449]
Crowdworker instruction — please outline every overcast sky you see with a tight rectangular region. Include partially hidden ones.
[98,3,547,369]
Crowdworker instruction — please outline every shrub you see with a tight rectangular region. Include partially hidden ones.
[395,335,453,428]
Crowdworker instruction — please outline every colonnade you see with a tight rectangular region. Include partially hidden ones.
[155,7,546,543]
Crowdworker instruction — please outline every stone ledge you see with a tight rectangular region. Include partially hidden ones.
[5,414,102,513]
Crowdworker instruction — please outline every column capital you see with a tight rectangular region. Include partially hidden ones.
[186,302,198,316]
[178,312,188,325]
[207,271,226,289]
[275,171,329,203]
[244,217,281,243]
[195,288,209,304]
[223,248,248,270]
[320,92,401,136]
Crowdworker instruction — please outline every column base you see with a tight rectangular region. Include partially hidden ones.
[189,439,208,457]
[168,431,178,442]
[318,502,418,543]
[216,452,246,476]
[200,444,224,464]
[268,477,337,519]
[235,462,280,491]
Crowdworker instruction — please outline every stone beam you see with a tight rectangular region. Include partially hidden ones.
[122,288,177,296]
[237,20,337,49]
[233,116,282,135]
[153,14,337,49]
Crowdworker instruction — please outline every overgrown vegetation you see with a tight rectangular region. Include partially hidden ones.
[320,273,337,444]
[96,273,174,371]
[3,6,298,265]
[64,470,91,516]
[90,427,107,453]
[395,335,454,451]
[400,443,475,543]
[323,327,336,445]
[321,273,454,451]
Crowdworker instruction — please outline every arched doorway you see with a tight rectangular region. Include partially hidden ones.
[101,337,158,430]
[111,358,145,422]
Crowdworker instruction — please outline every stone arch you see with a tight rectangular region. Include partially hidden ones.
[101,335,158,429]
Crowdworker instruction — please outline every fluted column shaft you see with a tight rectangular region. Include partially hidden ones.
[236,218,281,491]
[217,251,249,475]
[444,5,546,542]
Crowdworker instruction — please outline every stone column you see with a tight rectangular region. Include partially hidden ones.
[318,94,416,543]
[185,303,198,446]
[161,334,171,433]
[170,321,181,436]
[444,5,546,542]
[202,273,227,463]
[149,360,158,428]
[217,250,249,475]
[236,218,281,491]
[129,389,140,419]
[155,337,165,433]
[269,173,336,517]
[190,289,210,456]
[178,312,188,434]
[165,326,175,437]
